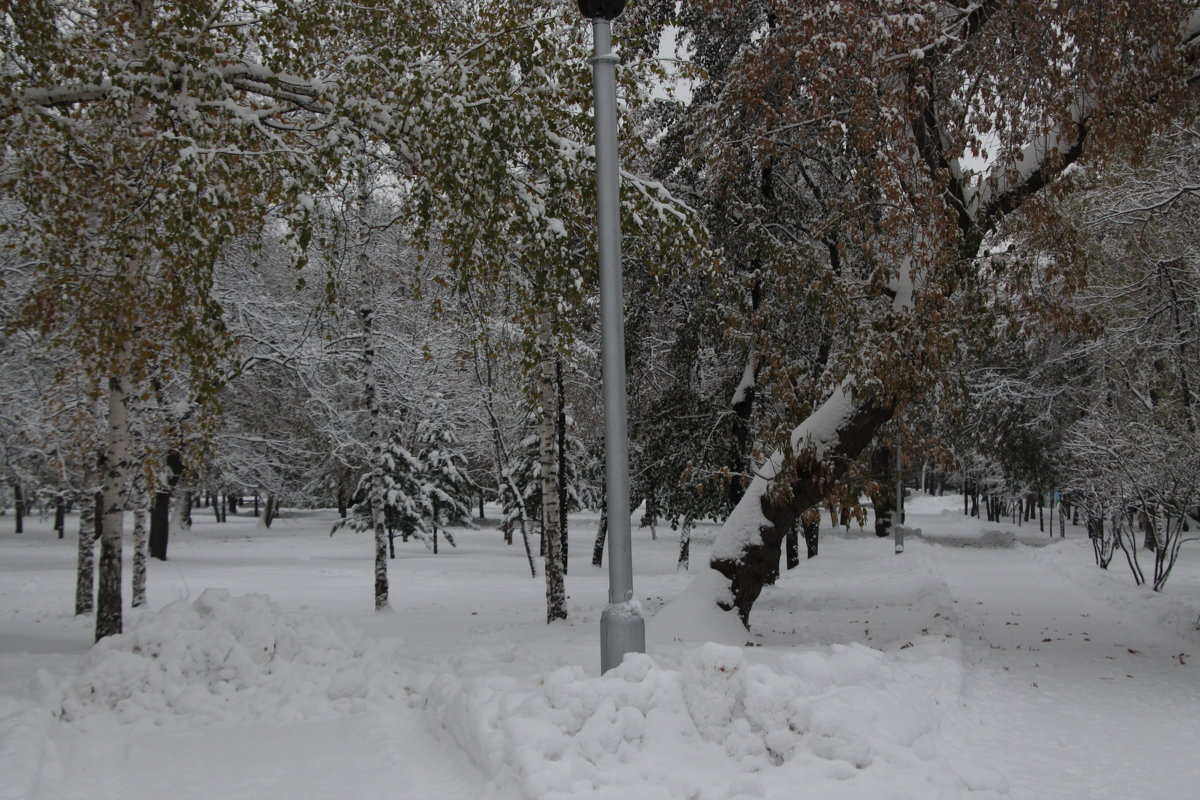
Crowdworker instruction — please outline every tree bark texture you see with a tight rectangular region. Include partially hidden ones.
[556,356,568,575]
[538,316,567,623]
[132,498,147,608]
[592,480,607,568]
[96,371,132,642]
[678,519,692,571]
[360,294,390,611]
[804,517,820,560]
[174,488,193,531]
[75,489,99,615]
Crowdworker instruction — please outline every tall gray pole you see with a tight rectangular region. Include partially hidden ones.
[587,16,645,673]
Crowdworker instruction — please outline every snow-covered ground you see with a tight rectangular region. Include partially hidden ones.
[3,495,1200,800]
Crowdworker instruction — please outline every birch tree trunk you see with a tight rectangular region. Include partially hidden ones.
[538,315,566,622]
[96,367,132,641]
[470,316,537,576]
[131,492,148,608]
[677,518,691,571]
[75,487,97,615]
[362,299,389,611]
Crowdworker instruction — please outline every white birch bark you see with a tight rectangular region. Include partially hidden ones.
[131,481,148,608]
[74,480,96,616]
[95,367,131,640]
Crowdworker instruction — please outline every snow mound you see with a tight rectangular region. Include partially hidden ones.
[51,589,405,728]
[647,568,747,645]
[423,639,997,799]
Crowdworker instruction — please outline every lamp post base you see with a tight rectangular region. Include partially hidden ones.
[600,601,646,673]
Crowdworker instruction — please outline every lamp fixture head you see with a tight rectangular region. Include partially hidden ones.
[578,0,626,20]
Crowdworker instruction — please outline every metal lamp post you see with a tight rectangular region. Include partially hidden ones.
[577,0,646,673]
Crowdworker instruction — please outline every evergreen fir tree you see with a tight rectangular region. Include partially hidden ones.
[417,411,474,554]
[333,436,429,559]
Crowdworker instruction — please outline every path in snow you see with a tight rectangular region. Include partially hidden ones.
[927,539,1200,800]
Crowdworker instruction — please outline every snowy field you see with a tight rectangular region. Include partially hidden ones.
[3,495,1200,800]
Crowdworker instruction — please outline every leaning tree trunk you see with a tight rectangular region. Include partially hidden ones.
[709,385,894,625]
[538,315,567,623]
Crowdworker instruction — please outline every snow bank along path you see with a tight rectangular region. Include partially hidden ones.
[2,589,487,800]
[2,498,1199,799]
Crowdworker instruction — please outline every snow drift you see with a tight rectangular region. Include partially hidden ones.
[43,589,408,728]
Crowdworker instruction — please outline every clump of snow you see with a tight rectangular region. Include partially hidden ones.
[421,637,992,799]
[647,568,745,645]
[51,589,405,728]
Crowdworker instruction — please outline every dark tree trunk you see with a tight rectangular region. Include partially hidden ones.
[12,482,24,534]
[337,473,349,519]
[55,496,66,539]
[253,492,260,517]
[262,494,276,528]
[150,491,171,560]
[227,493,238,514]
[870,444,896,538]
[710,395,894,625]
[786,523,800,569]
[556,357,568,576]
[804,516,820,560]
[1142,512,1156,551]
[592,490,607,568]
[149,449,183,560]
